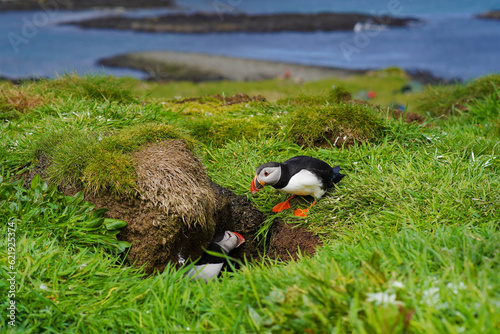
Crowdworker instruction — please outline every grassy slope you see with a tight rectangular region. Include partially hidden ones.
[133,67,417,109]
[0,73,499,333]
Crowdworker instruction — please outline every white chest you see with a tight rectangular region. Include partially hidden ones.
[278,170,326,198]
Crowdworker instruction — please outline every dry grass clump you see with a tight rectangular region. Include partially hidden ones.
[44,74,136,103]
[0,84,48,118]
[132,140,216,229]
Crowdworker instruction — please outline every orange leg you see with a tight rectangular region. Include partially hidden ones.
[294,200,317,217]
[272,195,295,213]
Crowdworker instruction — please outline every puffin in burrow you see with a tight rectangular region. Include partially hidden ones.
[186,231,245,282]
[250,156,345,217]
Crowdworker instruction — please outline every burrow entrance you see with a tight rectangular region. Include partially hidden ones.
[25,140,323,275]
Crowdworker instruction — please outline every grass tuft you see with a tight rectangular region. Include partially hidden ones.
[415,74,500,117]
[83,149,137,196]
[284,103,386,148]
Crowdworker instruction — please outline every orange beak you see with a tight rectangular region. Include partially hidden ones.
[233,232,245,247]
[250,176,264,194]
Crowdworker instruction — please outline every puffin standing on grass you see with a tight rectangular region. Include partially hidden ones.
[250,156,345,217]
[186,231,245,282]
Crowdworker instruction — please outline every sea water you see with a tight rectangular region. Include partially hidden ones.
[0,0,499,80]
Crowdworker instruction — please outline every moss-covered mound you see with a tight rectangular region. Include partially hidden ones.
[88,140,217,274]
[283,103,386,148]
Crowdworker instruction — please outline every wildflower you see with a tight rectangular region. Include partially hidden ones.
[422,287,440,306]
[366,291,403,306]
[447,282,466,294]
[389,281,405,289]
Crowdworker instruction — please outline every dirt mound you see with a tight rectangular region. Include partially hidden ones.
[132,140,215,227]
[268,221,324,261]
[88,140,217,274]
[177,93,267,106]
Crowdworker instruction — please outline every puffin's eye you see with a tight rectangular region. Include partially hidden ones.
[264,171,269,177]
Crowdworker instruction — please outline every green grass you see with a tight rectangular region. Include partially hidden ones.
[414,74,500,117]
[133,67,418,108]
[1,73,499,333]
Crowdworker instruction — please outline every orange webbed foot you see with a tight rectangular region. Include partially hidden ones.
[272,195,295,213]
[293,200,317,217]
[294,208,309,217]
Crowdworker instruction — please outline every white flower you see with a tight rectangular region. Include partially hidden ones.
[447,282,466,294]
[79,263,87,270]
[422,287,440,306]
[389,281,405,289]
[366,292,403,306]
[39,283,48,290]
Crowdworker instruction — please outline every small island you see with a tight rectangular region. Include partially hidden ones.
[476,10,500,20]
[65,12,419,33]
[0,0,175,11]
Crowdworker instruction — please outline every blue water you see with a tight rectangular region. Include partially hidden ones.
[0,0,499,80]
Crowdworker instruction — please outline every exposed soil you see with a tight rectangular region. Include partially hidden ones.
[23,153,50,188]
[268,220,324,261]
[176,93,267,106]
[66,12,419,33]
[390,109,425,123]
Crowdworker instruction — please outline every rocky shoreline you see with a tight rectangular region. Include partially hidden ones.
[65,12,419,33]
[98,51,367,82]
[0,0,175,11]
[476,10,500,20]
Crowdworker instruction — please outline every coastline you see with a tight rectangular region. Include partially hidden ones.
[98,51,367,82]
[0,0,175,11]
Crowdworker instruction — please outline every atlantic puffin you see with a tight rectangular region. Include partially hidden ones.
[250,156,345,217]
[186,231,245,282]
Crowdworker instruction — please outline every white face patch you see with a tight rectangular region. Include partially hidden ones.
[257,166,281,186]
